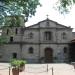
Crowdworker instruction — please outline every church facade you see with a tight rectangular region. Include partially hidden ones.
[0,16,74,63]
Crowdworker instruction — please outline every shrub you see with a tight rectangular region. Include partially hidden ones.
[10,59,27,68]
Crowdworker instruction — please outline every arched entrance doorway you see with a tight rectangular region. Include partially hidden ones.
[45,48,53,63]
[69,39,75,62]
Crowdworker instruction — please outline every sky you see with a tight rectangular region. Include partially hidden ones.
[25,0,75,32]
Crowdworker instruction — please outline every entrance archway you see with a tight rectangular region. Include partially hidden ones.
[45,48,53,63]
[69,41,75,62]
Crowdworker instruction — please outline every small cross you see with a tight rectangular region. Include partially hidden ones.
[46,14,49,19]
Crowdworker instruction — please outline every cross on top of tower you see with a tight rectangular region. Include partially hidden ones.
[46,14,49,19]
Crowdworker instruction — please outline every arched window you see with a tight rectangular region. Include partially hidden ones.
[15,28,18,34]
[12,53,17,58]
[10,37,13,42]
[62,32,67,39]
[28,47,34,54]
[29,32,33,39]
[44,31,52,40]
[7,29,9,35]
[63,47,67,53]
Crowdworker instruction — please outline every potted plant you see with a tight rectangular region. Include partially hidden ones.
[11,59,27,75]
[19,60,27,72]
[12,67,19,75]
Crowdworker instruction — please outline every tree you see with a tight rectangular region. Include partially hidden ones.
[0,0,41,27]
[0,0,75,26]
[0,0,41,48]
[56,0,75,14]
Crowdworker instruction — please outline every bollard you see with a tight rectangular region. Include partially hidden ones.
[9,67,10,75]
[71,62,75,69]
[74,65,75,69]
[47,64,48,72]
[52,67,54,75]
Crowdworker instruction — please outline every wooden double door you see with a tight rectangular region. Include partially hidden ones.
[45,48,53,63]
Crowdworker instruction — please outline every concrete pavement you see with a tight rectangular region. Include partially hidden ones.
[0,63,75,75]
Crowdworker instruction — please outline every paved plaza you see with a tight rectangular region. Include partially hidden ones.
[0,63,75,75]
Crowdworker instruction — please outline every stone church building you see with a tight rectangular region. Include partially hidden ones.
[0,16,74,63]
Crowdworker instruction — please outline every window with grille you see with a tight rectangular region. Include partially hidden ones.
[28,47,34,54]
[12,53,17,58]
[44,31,52,40]
[7,29,9,35]
[63,47,67,53]
[10,37,13,42]
[62,32,67,39]
[29,32,33,39]
[15,28,18,34]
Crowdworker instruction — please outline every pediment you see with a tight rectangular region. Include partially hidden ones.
[28,19,71,29]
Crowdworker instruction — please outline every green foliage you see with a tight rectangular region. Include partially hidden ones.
[5,16,21,27]
[56,0,75,14]
[0,36,8,44]
[10,59,27,68]
[0,0,41,27]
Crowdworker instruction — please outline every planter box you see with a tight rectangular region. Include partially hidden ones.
[12,68,19,75]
